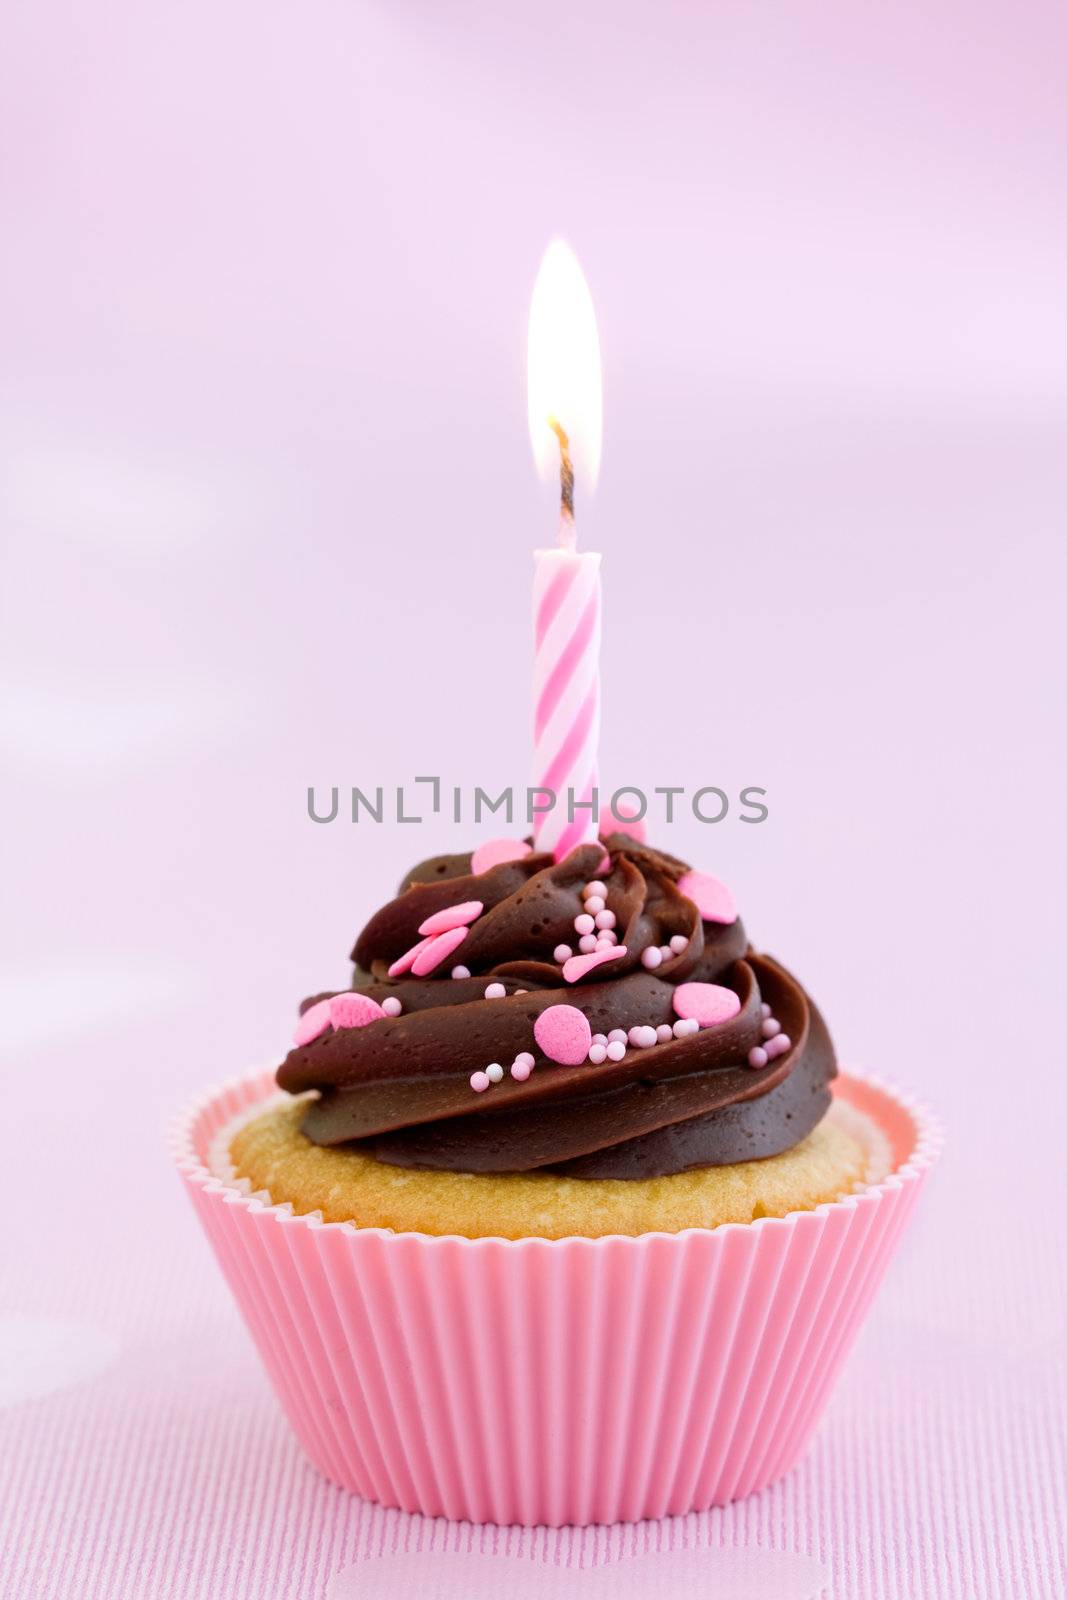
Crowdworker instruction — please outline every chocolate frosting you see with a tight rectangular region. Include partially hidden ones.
[276,836,838,1179]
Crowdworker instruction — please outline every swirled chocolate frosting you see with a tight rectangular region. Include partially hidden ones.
[276,836,836,1178]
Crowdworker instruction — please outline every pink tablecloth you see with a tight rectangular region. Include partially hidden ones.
[2,1001,1063,1600]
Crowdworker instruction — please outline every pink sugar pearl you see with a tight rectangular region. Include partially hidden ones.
[484,982,507,999]
[672,982,742,1028]
[591,1033,607,1046]
[595,909,616,930]
[510,1061,532,1081]
[760,1001,772,1018]
[629,1025,658,1049]
[587,1044,607,1065]
[533,1003,593,1066]
[641,947,662,970]
[761,1016,781,1039]
[451,965,471,980]
[748,1046,768,1069]
[418,900,483,937]
[553,943,573,963]
[381,996,403,1017]
[470,1071,491,1092]
[656,1023,674,1044]
[585,880,607,898]
[669,934,689,955]
[606,1039,626,1061]
[579,934,598,954]
[574,913,596,936]
[514,1051,535,1069]
[584,894,606,914]
[769,1033,792,1057]
[608,1029,627,1044]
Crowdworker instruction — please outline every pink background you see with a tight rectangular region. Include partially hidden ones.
[2,2,1065,1596]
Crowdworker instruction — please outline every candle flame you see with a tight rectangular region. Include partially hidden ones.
[527,240,603,507]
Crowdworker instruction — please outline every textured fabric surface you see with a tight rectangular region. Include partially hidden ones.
[2,1005,1064,1600]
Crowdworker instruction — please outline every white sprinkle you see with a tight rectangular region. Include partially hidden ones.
[584,895,605,914]
[574,913,596,936]
[594,909,616,930]
[669,935,689,955]
[484,982,507,999]
[606,1040,626,1061]
[451,966,471,981]
[608,1028,627,1044]
[382,997,403,1016]
[579,934,598,953]
[656,1023,674,1043]
[486,1062,504,1083]
[588,1044,608,1064]
[586,880,607,898]
[641,947,663,970]
[553,943,573,963]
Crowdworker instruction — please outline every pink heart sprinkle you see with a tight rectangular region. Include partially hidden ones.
[293,998,333,1047]
[328,992,386,1029]
[562,946,628,984]
[418,900,483,937]
[412,925,468,976]
[533,1004,593,1066]
[676,869,738,925]
[470,838,532,875]
[387,936,434,978]
[598,805,646,844]
[672,982,742,1027]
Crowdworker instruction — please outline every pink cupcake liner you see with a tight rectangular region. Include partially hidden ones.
[172,1069,940,1526]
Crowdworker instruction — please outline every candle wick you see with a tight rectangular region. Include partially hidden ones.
[548,417,575,547]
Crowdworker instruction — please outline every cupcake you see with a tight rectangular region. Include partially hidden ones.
[176,826,937,1525]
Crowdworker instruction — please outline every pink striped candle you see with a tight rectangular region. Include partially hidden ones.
[532,537,602,857]
[527,241,604,860]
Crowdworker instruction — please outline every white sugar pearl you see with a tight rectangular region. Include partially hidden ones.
[595,909,616,930]
[641,947,663,970]
[554,943,573,963]
[511,1061,532,1081]
[586,880,607,898]
[574,913,596,936]
[382,997,403,1016]
[484,982,507,999]
[669,935,689,955]
[579,934,598,953]
[588,1044,608,1064]
[450,966,470,981]
[608,1028,627,1044]
[584,895,605,914]
[656,1024,674,1043]
[486,1063,504,1083]
[606,1040,626,1061]
[514,1051,535,1069]
[591,1033,607,1046]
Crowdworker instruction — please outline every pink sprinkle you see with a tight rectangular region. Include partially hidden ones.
[484,982,507,999]
[418,900,483,937]
[470,838,532,874]
[676,869,739,926]
[553,943,573,963]
[293,998,332,1047]
[470,1071,491,1092]
[579,934,598,954]
[669,934,689,955]
[585,880,607,898]
[388,936,434,978]
[381,996,403,1016]
[748,1046,768,1069]
[761,1016,781,1039]
[510,1061,532,1082]
[641,947,663,970]
[606,1039,626,1061]
[533,1003,593,1066]
[673,982,742,1027]
[562,946,628,983]
[451,965,471,980]
[574,913,596,936]
[412,925,468,976]
[656,1023,674,1043]
[584,895,606,914]
[328,992,386,1030]
[587,1044,607,1065]
[594,909,616,930]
